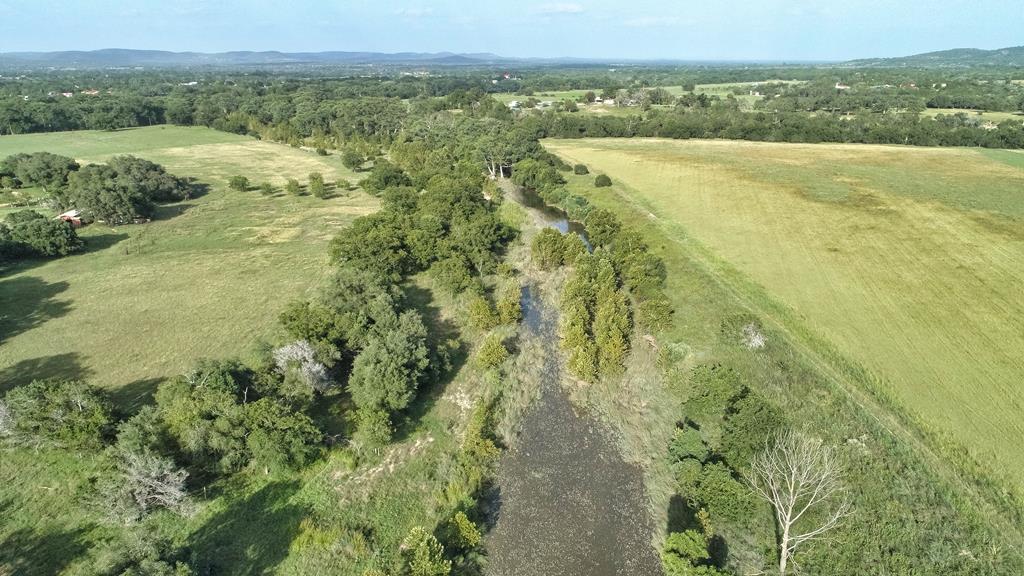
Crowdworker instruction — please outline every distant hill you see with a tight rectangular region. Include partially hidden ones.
[0,48,511,69]
[845,46,1024,68]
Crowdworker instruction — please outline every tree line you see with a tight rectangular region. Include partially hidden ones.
[3,67,1023,150]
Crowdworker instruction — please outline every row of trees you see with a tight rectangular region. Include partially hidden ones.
[228,172,346,198]
[518,104,1024,149]
[530,205,671,381]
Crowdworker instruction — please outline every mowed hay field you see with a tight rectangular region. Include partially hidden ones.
[546,138,1024,482]
[0,126,377,406]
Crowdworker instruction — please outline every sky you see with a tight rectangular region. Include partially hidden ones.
[0,0,1021,61]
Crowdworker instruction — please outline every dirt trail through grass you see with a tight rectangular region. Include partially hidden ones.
[486,190,662,575]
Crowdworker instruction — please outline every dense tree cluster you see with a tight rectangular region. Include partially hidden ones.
[155,359,323,475]
[330,165,513,286]
[1,152,194,225]
[0,378,113,449]
[0,209,82,260]
[64,155,194,223]
[1,151,79,193]
[659,363,787,574]
[560,254,631,380]
[530,203,671,381]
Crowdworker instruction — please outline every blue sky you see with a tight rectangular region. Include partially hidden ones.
[0,0,1021,60]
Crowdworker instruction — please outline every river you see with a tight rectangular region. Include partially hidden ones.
[485,185,662,576]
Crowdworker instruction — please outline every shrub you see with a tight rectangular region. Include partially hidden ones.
[347,308,429,417]
[448,511,482,549]
[285,178,302,195]
[669,426,709,462]
[720,393,785,466]
[244,398,323,473]
[496,282,522,325]
[694,462,756,524]
[2,378,112,449]
[661,530,726,576]
[157,359,322,474]
[561,233,588,264]
[673,457,703,492]
[573,164,589,175]
[360,159,411,195]
[353,408,393,448]
[336,178,351,192]
[401,526,451,576]
[511,158,565,191]
[567,340,598,381]
[583,208,621,247]
[467,294,499,330]
[635,292,674,333]
[496,262,516,278]
[228,175,249,191]
[259,182,274,196]
[686,364,744,420]
[308,172,327,198]
[476,333,509,370]
[315,147,329,156]
[593,287,631,376]
[595,174,612,187]
[431,255,476,295]
[341,149,364,170]
[100,444,191,523]
[531,228,566,269]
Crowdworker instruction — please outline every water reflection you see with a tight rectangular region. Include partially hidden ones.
[510,186,592,251]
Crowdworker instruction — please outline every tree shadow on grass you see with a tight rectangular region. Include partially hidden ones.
[187,480,306,576]
[151,201,195,222]
[112,376,166,413]
[0,352,92,394]
[0,519,94,576]
[392,283,466,443]
[185,179,210,200]
[667,493,700,534]
[0,276,71,345]
[81,231,129,254]
[666,493,730,569]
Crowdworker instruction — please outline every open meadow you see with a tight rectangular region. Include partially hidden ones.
[545,138,1024,486]
[921,108,1024,124]
[0,126,376,406]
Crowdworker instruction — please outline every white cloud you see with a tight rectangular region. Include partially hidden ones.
[533,3,585,15]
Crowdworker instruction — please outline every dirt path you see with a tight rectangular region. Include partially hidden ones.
[485,196,662,575]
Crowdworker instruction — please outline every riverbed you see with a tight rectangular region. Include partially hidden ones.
[485,185,662,576]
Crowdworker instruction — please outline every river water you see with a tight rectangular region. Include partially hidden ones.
[485,187,662,576]
[507,186,592,251]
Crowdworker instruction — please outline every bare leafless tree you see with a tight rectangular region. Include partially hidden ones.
[746,430,851,574]
[103,448,192,523]
[274,339,332,392]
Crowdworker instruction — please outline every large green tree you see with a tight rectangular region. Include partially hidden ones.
[347,307,429,437]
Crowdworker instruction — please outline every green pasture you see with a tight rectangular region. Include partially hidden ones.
[0,126,376,405]
[545,137,1024,483]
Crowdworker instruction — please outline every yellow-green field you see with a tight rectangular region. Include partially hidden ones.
[546,138,1024,481]
[0,126,376,405]
[921,108,1024,124]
